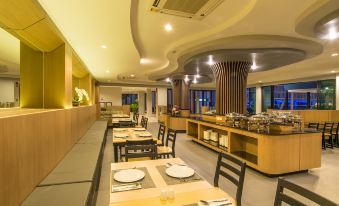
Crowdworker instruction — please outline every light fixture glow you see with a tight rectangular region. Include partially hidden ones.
[196,74,201,78]
[332,53,338,57]
[165,77,171,82]
[258,81,262,83]
[251,62,258,70]
[105,70,110,73]
[193,78,197,84]
[207,55,214,66]
[331,70,336,73]
[164,23,173,32]
[140,58,149,64]
[130,74,135,78]
[184,75,189,82]
[327,27,338,40]
[101,45,107,49]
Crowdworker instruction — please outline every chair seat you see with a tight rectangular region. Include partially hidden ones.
[324,133,332,136]
[126,157,152,162]
[157,146,172,154]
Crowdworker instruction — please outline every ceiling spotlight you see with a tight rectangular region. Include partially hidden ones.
[331,70,336,73]
[207,55,214,66]
[130,74,135,78]
[193,78,197,84]
[196,74,201,78]
[251,62,258,70]
[327,27,338,40]
[332,53,338,57]
[101,45,107,49]
[165,77,171,82]
[258,80,262,83]
[105,70,110,73]
[184,75,189,82]
[164,23,173,32]
[140,58,149,64]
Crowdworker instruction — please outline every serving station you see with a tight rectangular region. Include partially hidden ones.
[186,112,322,176]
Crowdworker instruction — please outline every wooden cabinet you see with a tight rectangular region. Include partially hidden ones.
[186,119,322,176]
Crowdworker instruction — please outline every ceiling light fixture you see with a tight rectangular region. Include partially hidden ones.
[130,74,135,78]
[184,75,189,82]
[165,77,171,82]
[164,23,173,32]
[251,62,258,70]
[258,81,262,83]
[332,53,338,57]
[101,45,107,49]
[193,78,197,84]
[327,27,338,40]
[140,58,149,64]
[207,55,214,66]
[196,74,201,78]
[331,70,336,73]
[105,70,110,73]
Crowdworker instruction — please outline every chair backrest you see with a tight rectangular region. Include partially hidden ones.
[125,139,157,162]
[140,116,145,126]
[307,122,319,130]
[166,128,177,151]
[322,122,334,134]
[142,117,148,129]
[134,113,139,125]
[214,152,246,206]
[274,178,337,206]
[158,124,166,144]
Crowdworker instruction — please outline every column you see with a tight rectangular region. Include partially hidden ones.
[157,87,167,116]
[256,85,262,113]
[210,61,251,114]
[138,91,145,114]
[171,79,190,110]
[336,74,339,110]
[146,88,153,116]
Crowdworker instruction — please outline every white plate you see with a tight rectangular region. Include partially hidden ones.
[134,128,146,131]
[166,165,195,178]
[114,169,145,183]
[138,133,152,137]
[114,134,129,138]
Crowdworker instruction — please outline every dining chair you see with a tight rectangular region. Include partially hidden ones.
[142,117,148,129]
[157,123,166,146]
[274,177,337,206]
[214,152,246,206]
[134,113,139,125]
[125,139,157,162]
[119,121,135,128]
[158,128,177,158]
[307,122,319,130]
[322,122,334,149]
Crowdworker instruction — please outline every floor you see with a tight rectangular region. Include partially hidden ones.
[96,122,339,206]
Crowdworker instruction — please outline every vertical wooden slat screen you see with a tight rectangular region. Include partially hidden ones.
[171,79,190,110]
[211,61,251,114]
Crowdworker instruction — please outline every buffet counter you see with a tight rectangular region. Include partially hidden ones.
[159,114,187,132]
[186,117,322,176]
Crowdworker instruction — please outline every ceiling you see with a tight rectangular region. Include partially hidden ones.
[36,0,339,87]
[0,28,19,77]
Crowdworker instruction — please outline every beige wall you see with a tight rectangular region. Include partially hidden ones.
[157,87,167,106]
[0,78,15,102]
[99,86,122,106]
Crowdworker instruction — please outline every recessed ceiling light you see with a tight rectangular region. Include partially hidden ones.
[130,74,135,78]
[332,53,338,57]
[258,81,262,83]
[331,70,336,73]
[184,75,189,82]
[105,70,110,73]
[193,78,197,84]
[101,45,107,49]
[164,23,173,32]
[165,77,171,82]
[140,58,149,64]
[207,55,214,66]
[327,27,338,40]
[251,62,258,70]
[196,74,201,78]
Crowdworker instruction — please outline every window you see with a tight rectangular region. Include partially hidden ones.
[122,94,138,105]
[262,86,272,112]
[167,88,173,113]
[318,79,336,110]
[189,90,216,114]
[246,87,256,114]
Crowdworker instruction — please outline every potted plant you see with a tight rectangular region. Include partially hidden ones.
[130,99,139,115]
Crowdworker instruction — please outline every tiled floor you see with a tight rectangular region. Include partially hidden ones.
[96,122,339,206]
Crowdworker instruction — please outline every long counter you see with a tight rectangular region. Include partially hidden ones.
[186,118,322,176]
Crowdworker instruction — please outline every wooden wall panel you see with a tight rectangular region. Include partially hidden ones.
[211,61,251,114]
[0,105,96,206]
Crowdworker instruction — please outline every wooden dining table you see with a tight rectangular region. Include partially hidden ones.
[112,128,161,162]
[112,114,130,118]
[110,158,234,206]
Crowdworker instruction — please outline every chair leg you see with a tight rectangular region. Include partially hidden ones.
[322,135,326,150]
[329,135,334,149]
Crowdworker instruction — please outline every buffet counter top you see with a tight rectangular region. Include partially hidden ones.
[189,117,320,136]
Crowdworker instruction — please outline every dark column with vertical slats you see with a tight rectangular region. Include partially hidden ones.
[211,61,251,114]
[171,79,190,110]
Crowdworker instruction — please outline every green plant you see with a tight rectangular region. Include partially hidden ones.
[130,99,139,113]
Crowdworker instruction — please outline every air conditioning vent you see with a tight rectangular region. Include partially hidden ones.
[150,0,225,20]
